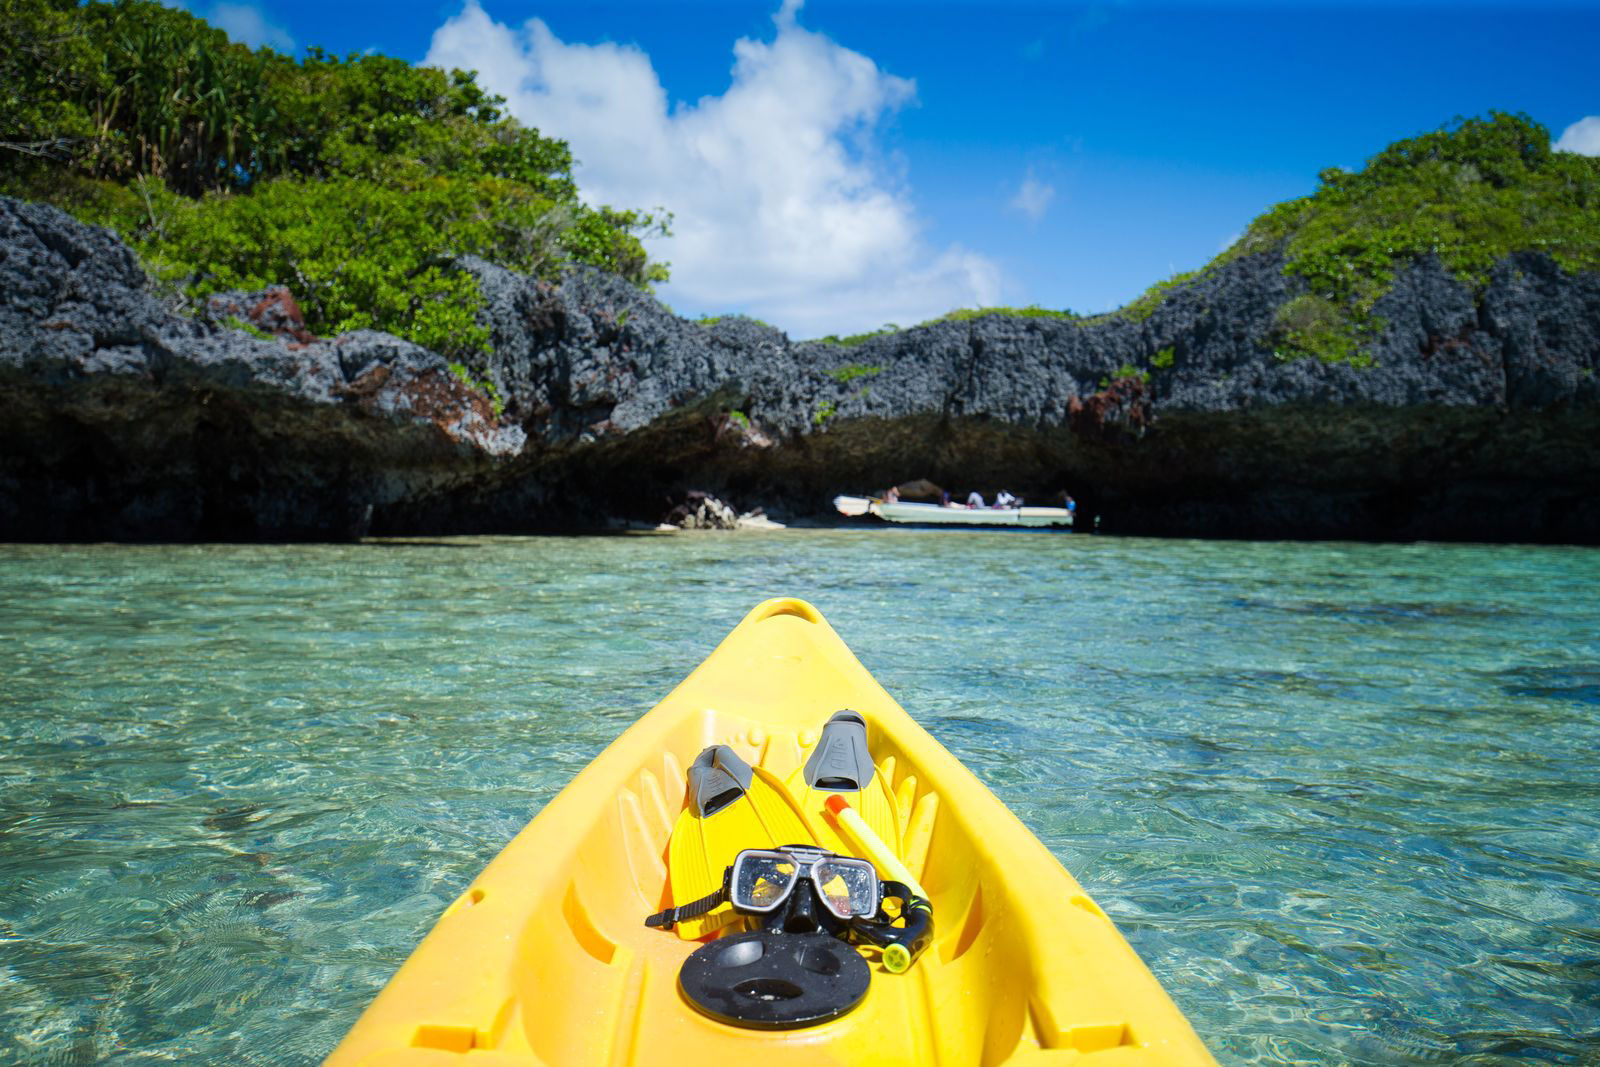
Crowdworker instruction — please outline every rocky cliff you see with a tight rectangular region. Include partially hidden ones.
[3,196,1597,542]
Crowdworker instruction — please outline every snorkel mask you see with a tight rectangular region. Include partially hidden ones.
[647,845,932,973]
[731,846,879,933]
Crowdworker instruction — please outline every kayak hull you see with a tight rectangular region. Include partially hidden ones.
[328,599,1213,1065]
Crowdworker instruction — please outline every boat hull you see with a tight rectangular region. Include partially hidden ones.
[835,496,1073,527]
[328,599,1212,1065]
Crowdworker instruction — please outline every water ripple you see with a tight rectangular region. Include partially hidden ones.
[2,535,1598,1063]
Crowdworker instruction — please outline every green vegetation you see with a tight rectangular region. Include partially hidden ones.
[934,305,1077,324]
[1108,270,1201,324]
[816,328,890,346]
[1252,113,1600,285]
[812,400,837,427]
[446,362,505,418]
[1240,112,1600,363]
[223,315,274,342]
[1082,113,1600,365]
[1,0,100,165]
[826,364,883,384]
[841,115,1597,366]
[698,314,776,330]
[1099,364,1149,388]
[1,0,668,367]
[1270,293,1365,366]
[725,409,750,429]
[9,21,1594,386]
[814,306,1075,346]
[815,322,901,345]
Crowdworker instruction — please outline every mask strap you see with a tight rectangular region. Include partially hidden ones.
[644,868,733,929]
[644,886,727,929]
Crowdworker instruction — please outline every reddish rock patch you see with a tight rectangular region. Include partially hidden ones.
[247,288,317,343]
[1068,376,1152,442]
[332,363,391,400]
[396,369,498,434]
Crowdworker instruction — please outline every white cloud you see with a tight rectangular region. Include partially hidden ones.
[423,0,1004,336]
[1554,116,1600,156]
[202,2,295,51]
[1009,171,1056,222]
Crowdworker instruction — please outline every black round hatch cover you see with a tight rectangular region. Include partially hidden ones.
[679,929,870,1030]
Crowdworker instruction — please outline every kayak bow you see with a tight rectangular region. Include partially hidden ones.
[328,598,1214,1065]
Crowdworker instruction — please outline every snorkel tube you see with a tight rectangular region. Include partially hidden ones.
[823,794,929,899]
[822,795,935,972]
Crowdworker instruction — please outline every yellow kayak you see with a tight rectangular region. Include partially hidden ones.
[328,598,1216,1065]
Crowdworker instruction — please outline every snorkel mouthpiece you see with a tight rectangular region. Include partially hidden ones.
[882,943,913,974]
[847,879,933,972]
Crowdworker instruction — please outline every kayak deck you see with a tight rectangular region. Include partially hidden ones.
[328,599,1214,1065]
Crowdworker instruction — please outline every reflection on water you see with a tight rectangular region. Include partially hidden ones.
[2,534,1598,1063]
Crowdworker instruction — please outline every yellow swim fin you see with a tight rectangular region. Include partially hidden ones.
[787,710,902,861]
[665,745,817,940]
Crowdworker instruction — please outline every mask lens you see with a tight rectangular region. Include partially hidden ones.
[732,852,798,912]
[813,859,879,918]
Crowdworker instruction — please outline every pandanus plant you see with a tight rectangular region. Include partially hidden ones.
[85,4,283,196]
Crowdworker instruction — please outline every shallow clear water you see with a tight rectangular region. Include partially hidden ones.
[2,532,1597,1064]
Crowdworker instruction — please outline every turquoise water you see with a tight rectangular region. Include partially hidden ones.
[2,532,1597,1064]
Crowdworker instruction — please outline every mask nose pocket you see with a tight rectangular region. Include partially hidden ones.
[780,886,822,933]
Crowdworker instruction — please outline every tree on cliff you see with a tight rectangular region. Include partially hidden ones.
[1117,113,1600,366]
[0,0,669,364]
[0,0,102,165]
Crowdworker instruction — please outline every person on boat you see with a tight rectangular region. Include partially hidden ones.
[995,490,1019,508]
[965,490,984,508]
[884,485,900,503]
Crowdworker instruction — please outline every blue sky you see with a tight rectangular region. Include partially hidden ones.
[182,0,1600,336]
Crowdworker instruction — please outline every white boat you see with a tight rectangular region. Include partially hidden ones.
[834,495,1073,527]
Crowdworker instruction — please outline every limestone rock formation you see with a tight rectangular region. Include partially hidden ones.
[0,197,521,539]
[3,195,1597,542]
[658,491,740,531]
